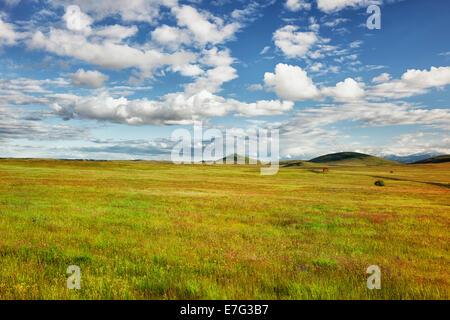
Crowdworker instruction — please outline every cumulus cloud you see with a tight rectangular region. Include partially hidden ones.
[264,64,364,102]
[369,66,450,99]
[95,25,138,42]
[151,25,191,49]
[69,69,109,88]
[322,78,365,102]
[402,66,450,87]
[27,4,245,86]
[63,5,93,33]
[184,47,237,94]
[273,25,318,58]
[28,28,196,77]
[171,64,204,77]
[264,63,321,101]
[172,5,241,45]
[265,64,450,103]
[31,89,293,125]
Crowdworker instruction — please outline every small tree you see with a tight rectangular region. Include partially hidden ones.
[374,180,385,187]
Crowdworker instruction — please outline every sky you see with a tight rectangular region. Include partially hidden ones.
[0,0,449,160]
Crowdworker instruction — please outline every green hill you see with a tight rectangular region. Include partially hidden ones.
[413,155,450,164]
[309,152,400,166]
[280,160,314,168]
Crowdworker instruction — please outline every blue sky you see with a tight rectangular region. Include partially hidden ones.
[0,0,449,160]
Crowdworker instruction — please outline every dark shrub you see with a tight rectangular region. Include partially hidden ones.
[374,180,385,187]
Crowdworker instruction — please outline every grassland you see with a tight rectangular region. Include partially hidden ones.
[0,159,448,300]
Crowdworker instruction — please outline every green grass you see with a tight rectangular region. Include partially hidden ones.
[0,159,448,299]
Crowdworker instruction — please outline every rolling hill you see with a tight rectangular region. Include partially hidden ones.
[413,155,450,164]
[308,152,400,166]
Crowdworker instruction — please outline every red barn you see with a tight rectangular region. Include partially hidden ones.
[323,168,329,173]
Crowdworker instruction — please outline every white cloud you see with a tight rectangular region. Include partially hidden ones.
[151,25,191,49]
[402,66,450,87]
[47,89,293,125]
[95,25,138,42]
[247,84,263,91]
[316,0,380,13]
[349,40,363,48]
[263,64,450,103]
[264,63,321,101]
[63,5,93,33]
[372,72,391,83]
[171,64,204,77]
[260,46,270,55]
[28,29,196,77]
[273,25,318,58]
[69,69,109,88]
[285,0,311,12]
[0,78,69,94]
[308,17,320,32]
[185,47,237,94]
[49,90,227,125]
[0,16,19,47]
[369,66,450,99]
[234,100,294,117]
[323,18,349,27]
[3,79,292,125]
[51,0,178,23]
[27,5,199,77]
[309,62,323,72]
[322,78,365,102]
[172,5,241,45]
[26,3,249,90]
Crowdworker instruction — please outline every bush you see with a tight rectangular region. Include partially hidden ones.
[374,180,385,187]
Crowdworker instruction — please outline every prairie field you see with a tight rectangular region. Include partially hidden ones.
[0,159,448,300]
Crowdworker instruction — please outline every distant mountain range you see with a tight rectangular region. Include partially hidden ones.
[383,153,445,164]
[280,152,450,167]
